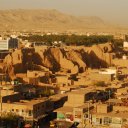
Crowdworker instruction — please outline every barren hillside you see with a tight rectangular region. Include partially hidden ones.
[0,9,124,32]
[2,43,115,79]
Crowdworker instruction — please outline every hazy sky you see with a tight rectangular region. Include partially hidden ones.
[0,0,128,26]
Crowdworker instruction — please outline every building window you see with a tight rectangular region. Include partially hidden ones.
[84,114,88,118]
[112,117,121,124]
[74,111,81,118]
[16,109,19,112]
[104,117,110,125]
[122,118,127,123]
[109,118,112,123]
[28,110,33,116]
[96,118,100,124]
[12,109,14,112]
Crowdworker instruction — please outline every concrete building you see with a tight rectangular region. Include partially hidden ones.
[0,40,9,50]
[55,106,73,121]
[91,104,128,128]
[24,70,51,85]
[64,89,95,107]
[99,68,117,75]
[90,101,128,128]
[123,41,128,48]
[1,98,54,123]
[55,75,73,86]
[8,37,19,49]
[96,104,112,114]
[73,104,93,127]
[113,58,128,67]
[91,112,128,128]
[88,71,115,82]
[0,37,19,50]
[27,70,50,78]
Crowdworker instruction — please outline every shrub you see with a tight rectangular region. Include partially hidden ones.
[94,81,106,87]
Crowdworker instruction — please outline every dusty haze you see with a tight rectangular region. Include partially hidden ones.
[0,9,127,33]
[0,0,128,27]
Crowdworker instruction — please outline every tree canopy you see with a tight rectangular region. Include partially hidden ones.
[19,34,114,46]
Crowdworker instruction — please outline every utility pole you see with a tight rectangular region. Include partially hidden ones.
[108,90,111,106]
[109,90,110,99]
[88,102,90,128]
[0,86,2,116]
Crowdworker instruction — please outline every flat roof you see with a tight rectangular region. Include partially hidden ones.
[4,97,49,106]
[50,93,67,99]
[50,94,68,102]
[69,88,95,95]
[74,103,94,109]
[55,106,73,113]
[106,99,123,104]
[93,111,128,119]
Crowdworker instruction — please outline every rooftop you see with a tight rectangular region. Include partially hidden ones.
[106,99,123,104]
[4,97,49,106]
[93,111,128,119]
[69,88,95,95]
[55,106,73,113]
[74,103,94,109]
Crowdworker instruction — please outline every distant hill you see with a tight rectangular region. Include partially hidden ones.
[0,9,126,33]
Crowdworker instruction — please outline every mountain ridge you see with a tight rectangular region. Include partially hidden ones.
[0,9,126,32]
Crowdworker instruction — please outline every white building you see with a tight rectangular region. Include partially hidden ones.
[0,40,9,50]
[99,68,117,75]
[123,41,128,48]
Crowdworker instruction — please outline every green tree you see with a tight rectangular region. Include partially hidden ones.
[94,81,106,87]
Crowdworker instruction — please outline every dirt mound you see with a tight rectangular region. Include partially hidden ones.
[86,43,114,68]
[3,43,115,79]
